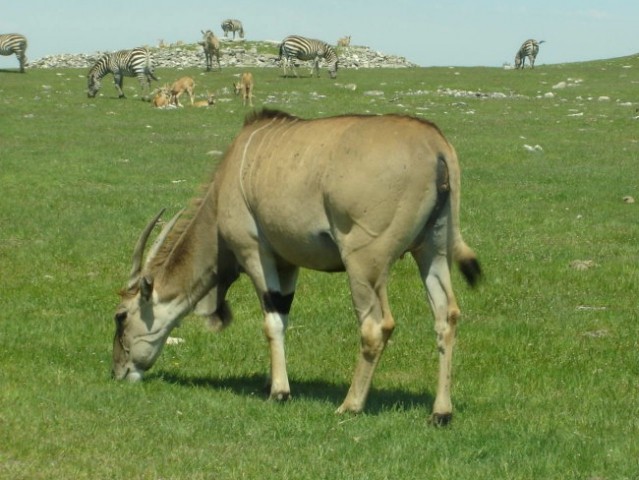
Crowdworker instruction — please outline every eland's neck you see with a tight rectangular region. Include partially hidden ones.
[151,199,220,312]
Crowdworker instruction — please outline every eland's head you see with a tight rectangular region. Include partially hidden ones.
[111,209,183,381]
[111,206,237,382]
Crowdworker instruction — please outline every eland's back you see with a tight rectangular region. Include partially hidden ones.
[214,110,462,273]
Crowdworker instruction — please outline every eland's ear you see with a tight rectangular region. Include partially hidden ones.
[140,276,154,301]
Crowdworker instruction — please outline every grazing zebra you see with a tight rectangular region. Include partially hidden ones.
[514,39,545,69]
[199,30,221,71]
[0,33,28,73]
[279,35,338,79]
[221,19,244,40]
[87,47,157,99]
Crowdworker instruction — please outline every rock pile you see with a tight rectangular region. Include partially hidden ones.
[29,41,417,70]
[337,45,417,69]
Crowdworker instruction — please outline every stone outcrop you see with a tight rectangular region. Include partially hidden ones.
[29,40,417,69]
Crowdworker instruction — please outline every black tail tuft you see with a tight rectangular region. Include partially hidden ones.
[459,258,482,287]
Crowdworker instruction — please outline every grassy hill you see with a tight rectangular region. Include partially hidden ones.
[1,56,638,479]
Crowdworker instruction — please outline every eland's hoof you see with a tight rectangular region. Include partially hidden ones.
[335,401,363,415]
[429,412,453,427]
[270,391,290,402]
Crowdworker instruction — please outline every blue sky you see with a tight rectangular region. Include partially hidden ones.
[1,0,637,67]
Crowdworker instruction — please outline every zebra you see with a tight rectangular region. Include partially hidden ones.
[514,39,545,69]
[199,30,221,71]
[279,35,338,79]
[87,47,158,100]
[221,19,244,40]
[0,33,28,73]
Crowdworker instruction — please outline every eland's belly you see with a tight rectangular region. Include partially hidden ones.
[268,228,345,272]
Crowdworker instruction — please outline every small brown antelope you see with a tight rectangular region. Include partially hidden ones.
[199,29,221,71]
[193,92,215,107]
[337,35,351,47]
[111,109,481,424]
[169,76,195,107]
[233,72,254,107]
[151,84,171,107]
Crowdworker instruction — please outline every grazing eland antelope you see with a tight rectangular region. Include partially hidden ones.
[111,109,481,424]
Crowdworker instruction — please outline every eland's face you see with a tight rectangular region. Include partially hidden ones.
[111,283,168,381]
[111,209,178,381]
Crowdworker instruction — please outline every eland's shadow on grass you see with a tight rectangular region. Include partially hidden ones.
[0,69,24,74]
[153,371,434,414]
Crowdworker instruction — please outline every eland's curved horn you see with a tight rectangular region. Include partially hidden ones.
[143,208,185,270]
[128,208,166,285]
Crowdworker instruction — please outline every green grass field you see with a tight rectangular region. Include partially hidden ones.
[1,52,638,479]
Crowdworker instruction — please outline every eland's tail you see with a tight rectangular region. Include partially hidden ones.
[444,145,482,287]
[454,241,481,287]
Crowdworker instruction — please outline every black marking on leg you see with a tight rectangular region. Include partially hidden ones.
[263,291,295,315]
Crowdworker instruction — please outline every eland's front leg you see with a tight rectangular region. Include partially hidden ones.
[262,293,293,401]
[254,265,298,402]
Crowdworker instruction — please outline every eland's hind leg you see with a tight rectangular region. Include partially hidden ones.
[337,257,395,414]
[412,242,460,426]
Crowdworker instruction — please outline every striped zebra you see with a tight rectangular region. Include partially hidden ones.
[221,19,244,40]
[279,35,338,79]
[87,47,158,100]
[514,39,545,69]
[0,33,28,73]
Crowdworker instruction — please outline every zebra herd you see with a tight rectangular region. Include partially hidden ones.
[2,26,546,99]
[80,29,344,98]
